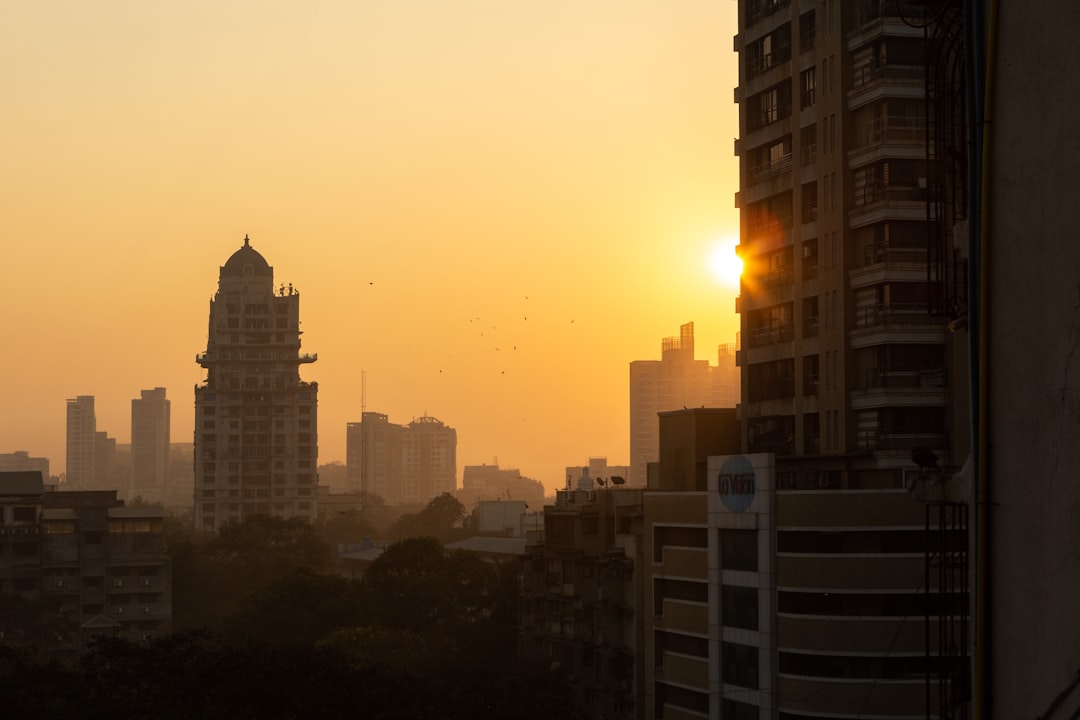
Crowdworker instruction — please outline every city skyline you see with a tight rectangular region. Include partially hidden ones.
[0,2,743,493]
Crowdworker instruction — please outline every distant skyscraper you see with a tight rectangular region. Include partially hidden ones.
[65,395,96,488]
[346,412,456,506]
[194,236,318,530]
[629,323,736,486]
[131,387,171,502]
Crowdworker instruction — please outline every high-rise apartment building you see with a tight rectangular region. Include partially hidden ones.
[734,1,969,718]
[346,412,456,506]
[194,237,319,531]
[629,323,739,487]
[131,388,171,503]
[66,396,96,488]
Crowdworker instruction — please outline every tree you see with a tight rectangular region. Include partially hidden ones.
[223,570,365,647]
[314,509,376,551]
[387,492,467,542]
[171,515,334,631]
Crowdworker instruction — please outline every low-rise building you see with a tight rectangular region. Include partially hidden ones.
[0,471,171,662]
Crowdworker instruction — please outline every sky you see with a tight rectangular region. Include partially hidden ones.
[0,0,742,494]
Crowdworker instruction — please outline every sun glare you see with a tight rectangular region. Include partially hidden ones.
[708,238,743,287]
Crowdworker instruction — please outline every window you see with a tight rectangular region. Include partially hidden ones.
[722,585,760,630]
[800,67,816,109]
[720,529,758,571]
[13,506,36,522]
[723,642,760,689]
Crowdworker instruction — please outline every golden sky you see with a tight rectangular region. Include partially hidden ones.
[0,1,741,493]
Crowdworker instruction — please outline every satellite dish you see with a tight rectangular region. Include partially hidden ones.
[610,476,625,486]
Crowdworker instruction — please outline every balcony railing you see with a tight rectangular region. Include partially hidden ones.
[855,303,939,328]
[748,0,791,26]
[862,241,928,266]
[856,0,928,27]
[749,152,793,183]
[744,324,795,348]
[803,314,820,337]
[857,429,946,451]
[801,142,817,167]
[748,43,792,79]
[862,115,926,145]
[865,367,946,390]
[854,183,926,207]
[851,62,924,90]
[803,376,819,396]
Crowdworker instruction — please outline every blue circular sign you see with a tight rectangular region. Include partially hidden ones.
[718,455,756,512]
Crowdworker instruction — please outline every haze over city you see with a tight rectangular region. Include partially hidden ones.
[0,1,743,491]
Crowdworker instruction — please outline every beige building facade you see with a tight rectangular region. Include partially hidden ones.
[194,237,319,530]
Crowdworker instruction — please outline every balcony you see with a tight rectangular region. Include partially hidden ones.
[749,152,793,184]
[854,303,938,329]
[866,367,946,390]
[747,43,792,82]
[848,186,935,229]
[747,0,791,27]
[855,0,928,28]
[745,324,795,349]
[856,430,946,453]
[850,367,947,409]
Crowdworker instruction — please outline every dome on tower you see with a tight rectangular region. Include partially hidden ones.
[221,235,272,278]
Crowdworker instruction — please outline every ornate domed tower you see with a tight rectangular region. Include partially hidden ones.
[194,236,318,530]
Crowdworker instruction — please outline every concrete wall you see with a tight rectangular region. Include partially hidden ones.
[987,1,1080,716]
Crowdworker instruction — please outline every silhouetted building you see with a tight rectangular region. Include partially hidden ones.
[520,487,645,720]
[0,451,49,479]
[94,431,120,493]
[0,471,171,662]
[346,412,456,506]
[459,463,544,509]
[194,236,319,530]
[65,396,96,488]
[629,323,738,487]
[164,443,194,512]
[131,388,170,503]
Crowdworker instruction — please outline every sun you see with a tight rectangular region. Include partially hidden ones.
[707,238,743,287]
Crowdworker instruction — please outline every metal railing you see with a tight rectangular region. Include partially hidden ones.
[749,152,793,182]
[744,324,795,348]
[748,42,792,79]
[865,366,947,390]
[855,303,939,328]
[863,114,926,145]
[862,241,929,266]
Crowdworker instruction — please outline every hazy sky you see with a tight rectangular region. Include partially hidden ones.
[0,1,741,493]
